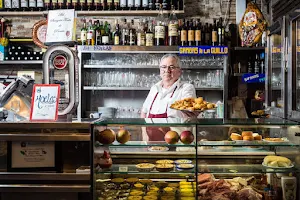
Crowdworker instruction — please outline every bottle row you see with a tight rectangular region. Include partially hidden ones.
[235,53,265,74]
[1,0,183,11]
[80,10,226,46]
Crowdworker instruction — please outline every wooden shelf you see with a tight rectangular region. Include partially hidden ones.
[233,47,266,51]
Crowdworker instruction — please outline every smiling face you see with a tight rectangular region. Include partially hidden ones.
[159,56,182,84]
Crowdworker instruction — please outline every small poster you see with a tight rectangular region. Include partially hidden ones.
[30,84,60,121]
[46,9,76,43]
[11,142,55,169]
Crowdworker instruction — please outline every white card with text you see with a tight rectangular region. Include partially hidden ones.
[46,9,75,43]
[30,84,60,121]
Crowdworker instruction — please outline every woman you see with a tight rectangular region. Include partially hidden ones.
[141,54,196,141]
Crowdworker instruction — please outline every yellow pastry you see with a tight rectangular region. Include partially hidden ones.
[149,186,159,191]
[179,181,191,185]
[180,185,192,189]
[134,183,144,188]
[128,196,143,200]
[180,189,193,193]
[143,196,157,200]
[130,191,144,196]
[163,187,174,192]
[146,192,158,196]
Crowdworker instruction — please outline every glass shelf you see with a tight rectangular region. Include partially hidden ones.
[95,164,195,174]
[95,141,195,147]
[94,118,298,126]
[198,164,300,174]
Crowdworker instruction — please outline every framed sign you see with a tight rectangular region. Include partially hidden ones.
[30,84,60,121]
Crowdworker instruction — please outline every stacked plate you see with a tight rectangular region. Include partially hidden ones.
[98,107,115,118]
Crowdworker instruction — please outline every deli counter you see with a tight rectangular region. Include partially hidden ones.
[92,118,300,200]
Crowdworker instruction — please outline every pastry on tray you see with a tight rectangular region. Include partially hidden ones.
[136,163,155,172]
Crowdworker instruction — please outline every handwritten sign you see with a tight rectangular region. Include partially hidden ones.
[30,84,60,121]
[242,73,265,83]
[179,46,229,56]
[46,9,75,43]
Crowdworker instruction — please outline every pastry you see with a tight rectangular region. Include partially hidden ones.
[164,187,174,192]
[263,156,292,167]
[134,183,144,188]
[156,160,174,164]
[126,178,139,183]
[111,178,125,183]
[136,163,155,172]
[168,183,179,188]
[176,164,194,169]
[128,196,143,200]
[264,138,284,142]
[143,196,157,200]
[156,164,174,172]
[231,133,242,140]
[139,179,153,184]
[243,136,254,141]
[175,159,192,164]
[130,191,144,196]
[253,133,262,140]
[242,131,253,137]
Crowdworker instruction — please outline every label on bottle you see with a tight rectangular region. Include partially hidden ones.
[87,0,92,4]
[94,0,100,3]
[114,36,120,45]
[12,0,20,8]
[181,30,187,42]
[168,24,178,37]
[107,0,112,3]
[134,0,140,6]
[21,0,28,7]
[36,0,43,7]
[5,0,12,8]
[127,0,133,7]
[137,33,145,46]
[102,36,109,44]
[58,0,64,3]
[87,31,93,40]
[29,0,36,7]
[142,0,147,7]
[44,0,50,4]
[120,0,126,7]
[114,0,119,3]
[155,26,165,39]
[218,28,222,35]
[195,30,201,41]
[81,30,87,41]
[212,31,217,43]
[188,30,195,41]
[146,33,154,46]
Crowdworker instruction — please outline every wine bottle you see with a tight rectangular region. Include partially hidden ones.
[58,0,64,9]
[142,0,147,9]
[114,0,119,9]
[81,19,88,45]
[120,0,126,9]
[154,5,166,46]
[87,0,93,10]
[195,19,201,46]
[114,23,121,45]
[52,0,58,9]
[212,19,218,46]
[168,5,178,46]
[127,0,133,9]
[20,0,29,10]
[12,0,20,10]
[137,19,145,46]
[146,21,154,46]
[107,0,112,10]
[5,0,12,10]
[180,19,187,46]
[134,0,140,9]
[188,20,195,46]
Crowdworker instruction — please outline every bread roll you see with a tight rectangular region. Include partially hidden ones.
[242,131,253,137]
[253,133,262,140]
[263,156,292,167]
[243,136,254,141]
[231,133,242,140]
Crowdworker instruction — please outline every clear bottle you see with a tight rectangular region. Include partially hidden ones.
[95,20,102,45]
[146,20,154,46]
[168,5,178,46]
[20,0,29,11]
[87,20,94,45]
[102,22,110,45]
[12,0,20,10]
[29,0,37,10]
[129,19,136,46]
[154,5,166,46]
[121,19,129,45]
[137,19,146,46]
[127,0,133,9]
[5,0,12,10]
[134,0,140,9]
[120,0,126,9]
[142,0,147,9]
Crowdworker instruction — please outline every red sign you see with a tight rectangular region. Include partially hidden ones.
[53,55,67,69]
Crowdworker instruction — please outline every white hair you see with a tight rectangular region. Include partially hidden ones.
[160,54,182,69]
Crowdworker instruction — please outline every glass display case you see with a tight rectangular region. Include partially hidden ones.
[91,118,300,200]
[77,46,228,120]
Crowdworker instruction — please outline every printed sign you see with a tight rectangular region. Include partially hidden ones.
[179,46,229,56]
[30,84,60,121]
[242,73,265,83]
[11,142,55,168]
[46,9,75,43]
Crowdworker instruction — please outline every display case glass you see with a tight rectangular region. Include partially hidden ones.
[91,118,300,200]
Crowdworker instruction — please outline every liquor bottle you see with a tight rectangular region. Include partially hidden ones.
[120,0,125,9]
[66,0,71,8]
[208,24,212,45]
[177,0,182,10]
[114,0,119,9]
[154,0,159,10]
[129,19,136,45]
[127,0,132,9]
[137,19,145,46]
[52,0,58,9]
[148,0,153,9]
[146,21,154,46]
[195,19,202,46]
[254,53,260,74]
[188,20,195,46]
[58,0,64,9]
[102,23,110,45]
[79,0,85,10]
[29,0,36,10]
[5,0,12,10]
[247,56,253,73]
[142,0,147,9]
[36,0,43,10]
[95,20,102,45]
[87,20,94,45]
[114,23,121,45]
[218,17,224,46]
[168,5,178,46]
[87,0,93,10]
[121,19,129,45]
[154,5,166,46]
[20,0,29,10]
[81,19,87,45]
[260,53,265,73]
[212,19,218,46]
[180,19,187,46]
[107,0,112,10]
[12,0,20,10]
[72,0,78,10]
[102,0,107,9]
[162,0,167,10]
[204,23,210,45]
[170,0,176,9]
[94,0,100,9]
[134,0,140,9]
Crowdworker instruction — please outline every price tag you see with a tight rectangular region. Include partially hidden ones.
[119,166,128,172]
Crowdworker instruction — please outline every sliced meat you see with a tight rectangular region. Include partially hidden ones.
[198,181,213,189]
[237,188,262,200]
[198,173,212,184]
